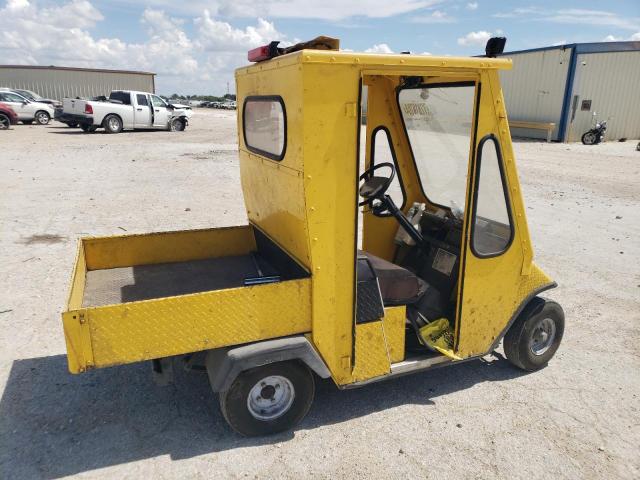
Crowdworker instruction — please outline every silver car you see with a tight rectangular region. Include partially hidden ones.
[0,89,55,125]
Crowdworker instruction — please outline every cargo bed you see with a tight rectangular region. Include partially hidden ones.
[62,225,312,373]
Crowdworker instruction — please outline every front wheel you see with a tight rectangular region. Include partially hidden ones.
[504,298,564,371]
[581,131,597,145]
[218,361,315,436]
[169,118,185,132]
[35,110,50,125]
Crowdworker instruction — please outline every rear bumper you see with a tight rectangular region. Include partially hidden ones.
[55,112,93,126]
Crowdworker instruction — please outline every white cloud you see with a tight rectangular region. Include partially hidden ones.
[604,32,640,41]
[365,43,394,54]
[411,10,455,23]
[195,10,282,51]
[602,35,622,42]
[457,30,492,46]
[118,0,440,21]
[631,32,640,40]
[493,7,639,30]
[466,2,478,10]
[0,0,291,94]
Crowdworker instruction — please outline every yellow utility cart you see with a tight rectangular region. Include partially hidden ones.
[62,37,564,436]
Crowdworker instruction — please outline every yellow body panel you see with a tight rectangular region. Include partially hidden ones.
[382,306,406,363]
[69,279,311,372]
[83,225,256,271]
[352,321,391,381]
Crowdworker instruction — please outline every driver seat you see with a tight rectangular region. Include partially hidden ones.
[358,251,427,306]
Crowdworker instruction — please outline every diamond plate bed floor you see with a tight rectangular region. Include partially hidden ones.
[83,255,266,307]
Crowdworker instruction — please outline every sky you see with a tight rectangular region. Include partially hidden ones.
[0,0,638,95]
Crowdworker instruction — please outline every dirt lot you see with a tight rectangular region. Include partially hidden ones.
[1,109,639,479]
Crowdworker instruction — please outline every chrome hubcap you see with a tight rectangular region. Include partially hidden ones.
[109,118,119,130]
[37,113,48,124]
[247,375,295,421]
[530,317,556,356]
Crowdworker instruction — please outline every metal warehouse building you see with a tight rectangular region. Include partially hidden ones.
[499,41,640,142]
[0,65,155,102]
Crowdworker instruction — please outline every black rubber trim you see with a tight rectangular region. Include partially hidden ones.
[369,126,407,215]
[487,281,558,352]
[242,95,287,161]
[395,81,477,211]
[469,134,515,259]
[454,82,482,350]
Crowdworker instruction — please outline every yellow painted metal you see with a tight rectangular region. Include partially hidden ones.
[351,321,391,381]
[86,279,310,370]
[382,306,406,363]
[455,70,553,357]
[83,225,256,271]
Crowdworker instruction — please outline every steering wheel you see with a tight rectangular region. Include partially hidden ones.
[359,162,396,207]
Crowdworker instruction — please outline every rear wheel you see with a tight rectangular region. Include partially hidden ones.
[103,114,123,134]
[581,131,597,145]
[0,113,10,130]
[67,122,78,128]
[504,298,564,371]
[219,361,314,436]
[35,110,50,125]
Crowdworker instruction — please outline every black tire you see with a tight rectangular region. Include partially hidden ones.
[581,131,597,145]
[103,114,123,134]
[504,297,564,371]
[35,110,50,125]
[68,122,78,128]
[170,118,185,132]
[79,124,97,133]
[22,120,33,125]
[219,361,314,437]
[0,113,10,130]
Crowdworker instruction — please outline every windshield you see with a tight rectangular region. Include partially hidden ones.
[398,82,476,210]
[17,90,39,101]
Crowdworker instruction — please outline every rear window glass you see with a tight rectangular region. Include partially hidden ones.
[109,91,131,105]
[243,97,286,160]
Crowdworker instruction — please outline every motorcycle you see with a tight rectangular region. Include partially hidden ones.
[581,112,607,145]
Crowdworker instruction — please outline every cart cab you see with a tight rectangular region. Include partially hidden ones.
[61,38,564,437]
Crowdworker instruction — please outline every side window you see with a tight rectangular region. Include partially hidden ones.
[243,96,286,160]
[371,128,404,208]
[472,136,513,257]
[151,95,166,108]
[136,94,149,106]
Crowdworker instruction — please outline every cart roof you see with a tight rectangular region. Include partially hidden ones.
[236,49,512,76]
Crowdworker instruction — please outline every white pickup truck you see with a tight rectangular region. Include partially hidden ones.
[60,90,192,133]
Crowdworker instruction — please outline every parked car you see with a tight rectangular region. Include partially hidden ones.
[0,102,18,129]
[0,91,55,125]
[60,90,192,133]
[0,87,61,108]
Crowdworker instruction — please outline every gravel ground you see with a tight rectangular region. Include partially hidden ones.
[1,110,639,480]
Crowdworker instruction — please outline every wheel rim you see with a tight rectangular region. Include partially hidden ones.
[247,375,295,421]
[0,116,8,129]
[529,317,557,356]
[584,133,596,144]
[108,118,120,130]
[36,113,48,124]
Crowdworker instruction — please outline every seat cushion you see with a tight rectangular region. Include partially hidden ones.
[358,251,427,305]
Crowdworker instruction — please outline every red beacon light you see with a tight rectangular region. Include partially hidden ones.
[248,41,281,62]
